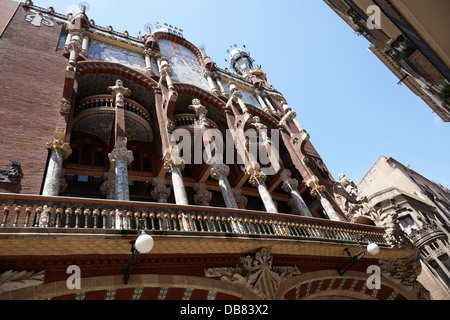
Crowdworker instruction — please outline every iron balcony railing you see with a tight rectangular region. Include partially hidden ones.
[0,193,387,246]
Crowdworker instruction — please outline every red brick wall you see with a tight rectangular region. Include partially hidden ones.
[0,3,68,194]
[0,0,19,37]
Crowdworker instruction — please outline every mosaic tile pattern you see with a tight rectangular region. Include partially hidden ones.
[159,40,209,92]
[89,39,146,72]
[132,288,143,300]
[182,288,194,300]
[157,287,169,300]
[206,291,217,301]
[105,289,116,300]
[75,292,86,300]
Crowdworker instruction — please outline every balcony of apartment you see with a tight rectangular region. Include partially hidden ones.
[0,193,409,260]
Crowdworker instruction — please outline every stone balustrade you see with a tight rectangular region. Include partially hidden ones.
[75,95,151,122]
[0,194,387,245]
[173,114,219,130]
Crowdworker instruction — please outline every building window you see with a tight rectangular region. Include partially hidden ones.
[430,254,450,288]
[398,215,418,235]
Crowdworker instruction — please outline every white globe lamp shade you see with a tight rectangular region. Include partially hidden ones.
[135,234,154,254]
[367,242,380,256]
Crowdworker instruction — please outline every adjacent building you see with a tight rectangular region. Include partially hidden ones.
[0,0,432,300]
[324,0,450,122]
[356,156,450,299]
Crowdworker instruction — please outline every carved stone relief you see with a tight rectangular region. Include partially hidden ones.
[204,248,300,300]
[0,161,20,185]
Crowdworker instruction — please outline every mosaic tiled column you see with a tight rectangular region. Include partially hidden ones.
[306,175,340,221]
[42,139,72,196]
[311,186,340,222]
[108,147,134,201]
[248,167,278,214]
[210,164,238,209]
[164,156,189,206]
[281,178,312,217]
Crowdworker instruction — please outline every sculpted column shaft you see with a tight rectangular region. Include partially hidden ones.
[81,33,90,55]
[210,164,238,209]
[108,147,134,201]
[311,186,340,221]
[262,94,276,113]
[158,57,175,90]
[203,70,219,95]
[248,165,278,214]
[66,30,83,67]
[215,76,228,96]
[254,90,270,113]
[228,82,249,114]
[108,79,131,141]
[164,156,189,206]
[282,178,312,217]
[42,140,72,196]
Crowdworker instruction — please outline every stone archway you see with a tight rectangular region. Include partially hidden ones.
[1,274,261,300]
[277,269,418,300]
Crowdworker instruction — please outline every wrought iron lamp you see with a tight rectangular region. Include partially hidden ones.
[336,234,379,276]
[124,218,154,284]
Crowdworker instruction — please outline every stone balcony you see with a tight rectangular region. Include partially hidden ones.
[0,193,409,259]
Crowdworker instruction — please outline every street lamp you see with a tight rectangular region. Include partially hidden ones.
[124,218,154,284]
[336,234,380,276]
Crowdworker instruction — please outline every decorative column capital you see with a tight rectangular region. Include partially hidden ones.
[108,79,131,105]
[46,139,72,160]
[194,189,213,206]
[248,170,267,186]
[100,179,116,195]
[163,155,185,172]
[151,184,171,202]
[210,164,230,180]
[203,70,213,78]
[281,178,299,193]
[158,57,173,76]
[58,177,68,194]
[310,185,327,198]
[306,175,326,198]
[233,188,248,209]
[65,30,83,51]
[142,48,155,58]
[108,147,134,166]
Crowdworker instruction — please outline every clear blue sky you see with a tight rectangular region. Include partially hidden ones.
[20,0,450,188]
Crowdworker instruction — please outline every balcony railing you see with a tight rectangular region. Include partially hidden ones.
[75,95,151,122]
[0,194,387,246]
